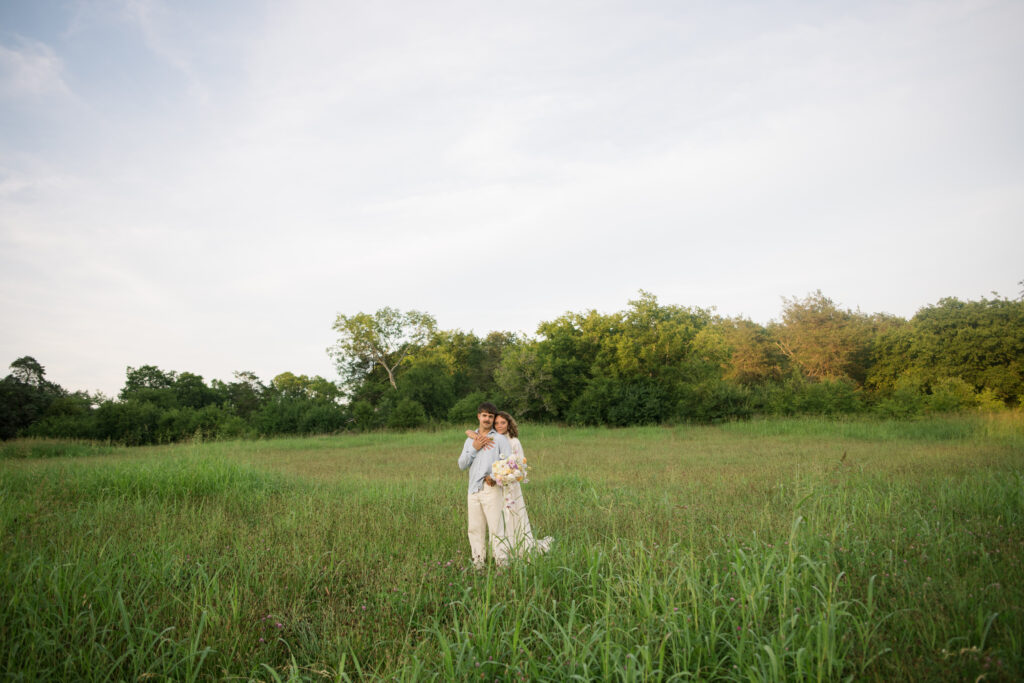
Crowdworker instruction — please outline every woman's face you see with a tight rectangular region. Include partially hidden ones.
[494,416,508,434]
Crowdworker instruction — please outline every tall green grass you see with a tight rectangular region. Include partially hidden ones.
[1,414,1022,680]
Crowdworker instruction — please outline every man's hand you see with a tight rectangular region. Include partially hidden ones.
[472,433,494,451]
[484,475,497,487]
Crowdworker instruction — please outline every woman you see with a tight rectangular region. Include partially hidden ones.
[467,411,552,557]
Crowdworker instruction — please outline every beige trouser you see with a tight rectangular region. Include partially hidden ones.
[467,484,507,566]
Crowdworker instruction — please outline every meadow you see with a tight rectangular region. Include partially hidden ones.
[1,414,1022,681]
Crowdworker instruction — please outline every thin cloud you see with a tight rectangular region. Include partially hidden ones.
[0,36,70,99]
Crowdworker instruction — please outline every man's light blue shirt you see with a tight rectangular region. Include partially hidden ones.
[458,429,511,494]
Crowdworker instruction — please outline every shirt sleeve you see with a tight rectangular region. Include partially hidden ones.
[457,438,477,470]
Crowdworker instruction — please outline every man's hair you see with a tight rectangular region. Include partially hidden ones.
[477,401,499,415]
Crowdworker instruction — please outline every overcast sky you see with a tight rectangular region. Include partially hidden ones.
[2,0,1022,396]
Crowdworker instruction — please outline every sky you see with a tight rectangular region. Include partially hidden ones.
[2,0,1022,397]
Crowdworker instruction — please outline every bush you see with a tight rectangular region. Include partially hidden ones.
[396,364,456,419]
[156,407,200,443]
[350,400,383,431]
[975,388,1008,413]
[216,415,253,440]
[567,378,673,426]
[874,378,925,419]
[676,380,752,423]
[298,404,349,434]
[791,378,862,415]
[927,377,977,413]
[387,399,427,429]
[95,399,163,446]
[22,413,99,440]
[447,392,490,424]
[251,398,306,436]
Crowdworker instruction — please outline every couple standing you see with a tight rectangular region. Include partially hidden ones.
[457,401,552,567]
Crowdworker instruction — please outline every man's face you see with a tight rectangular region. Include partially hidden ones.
[477,411,495,431]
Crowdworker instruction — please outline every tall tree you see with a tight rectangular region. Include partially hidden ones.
[868,296,1024,402]
[121,365,176,398]
[715,317,785,384]
[771,291,875,383]
[10,356,47,387]
[1,357,64,439]
[329,308,437,390]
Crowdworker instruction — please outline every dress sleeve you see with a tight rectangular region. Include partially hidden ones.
[513,437,524,458]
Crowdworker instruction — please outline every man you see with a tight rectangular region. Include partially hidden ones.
[457,401,511,567]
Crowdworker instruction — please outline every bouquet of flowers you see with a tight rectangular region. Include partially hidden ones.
[491,453,529,486]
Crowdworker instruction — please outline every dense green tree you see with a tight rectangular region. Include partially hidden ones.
[349,400,383,431]
[10,356,47,387]
[0,357,64,440]
[771,291,881,384]
[568,377,674,426]
[592,291,716,383]
[496,292,718,420]
[494,344,557,419]
[121,365,176,396]
[95,399,162,446]
[270,372,343,403]
[118,365,179,409]
[173,372,219,410]
[23,391,98,440]
[447,391,490,423]
[715,318,785,384]
[211,371,266,419]
[869,296,1024,403]
[395,362,456,419]
[496,312,597,419]
[675,379,753,423]
[387,398,428,429]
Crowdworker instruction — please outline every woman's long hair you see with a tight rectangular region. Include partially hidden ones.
[497,411,519,439]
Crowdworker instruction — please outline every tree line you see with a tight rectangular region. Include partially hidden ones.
[2,290,1021,445]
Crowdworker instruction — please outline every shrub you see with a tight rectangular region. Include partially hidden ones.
[22,413,99,440]
[567,378,673,426]
[95,399,163,446]
[298,404,349,434]
[350,400,383,431]
[251,398,305,436]
[927,377,977,413]
[975,388,1008,413]
[387,399,427,429]
[216,415,252,440]
[396,364,456,419]
[447,392,489,424]
[874,377,925,419]
[676,380,752,423]
[791,378,862,415]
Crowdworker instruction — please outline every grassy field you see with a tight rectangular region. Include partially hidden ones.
[1,414,1022,681]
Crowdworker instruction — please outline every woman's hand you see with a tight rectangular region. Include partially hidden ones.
[472,432,494,451]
